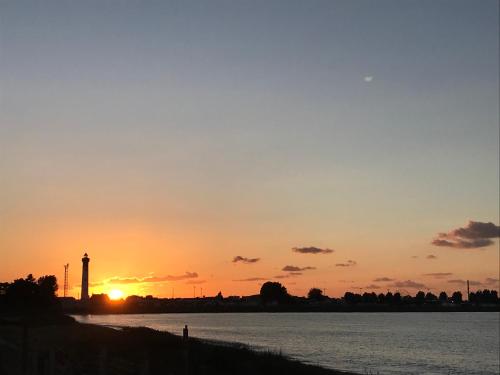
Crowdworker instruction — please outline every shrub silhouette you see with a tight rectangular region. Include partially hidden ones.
[260,282,289,304]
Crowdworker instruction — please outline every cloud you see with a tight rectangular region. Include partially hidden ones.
[432,221,499,249]
[485,277,499,286]
[432,238,494,248]
[292,246,334,254]
[232,256,260,264]
[107,272,198,285]
[411,256,419,259]
[424,272,453,278]
[447,279,482,286]
[282,265,315,272]
[233,277,266,282]
[373,277,394,282]
[390,280,426,289]
[185,280,206,285]
[365,284,381,289]
[336,260,357,267]
[364,76,373,82]
[236,271,305,281]
[273,273,299,279]
[426,254,437,259]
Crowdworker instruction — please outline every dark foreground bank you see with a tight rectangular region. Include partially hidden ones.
[0,315,357,375]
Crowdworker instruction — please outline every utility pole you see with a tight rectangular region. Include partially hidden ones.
[63,263,69,297]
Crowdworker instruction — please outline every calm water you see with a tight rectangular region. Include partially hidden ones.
[74,312,499,375]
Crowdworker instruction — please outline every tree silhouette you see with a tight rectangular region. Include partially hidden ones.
[344,292,361,304]
[260,282,289,304]
[470,289,499,304]
[38,275,58,299]
[451,291,462,304]
[425,292,437,302]
[362,292,377,304]
[385,292,394,304]
[438,291,448,303]
[377,293,385,304]
[4,274,59,311]
[307,288,325,301]
[415,291,425,304]
[393,292,402,304]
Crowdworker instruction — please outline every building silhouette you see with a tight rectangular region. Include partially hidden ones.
[81,253,90,300]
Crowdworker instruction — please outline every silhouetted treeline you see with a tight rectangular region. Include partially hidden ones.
[57,281,500,314]
[341,290,485,305]
[469,289,499,304]
[0,274,61,314]
[2,275,498,315]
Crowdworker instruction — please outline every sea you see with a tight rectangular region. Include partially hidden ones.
[74,312,500,375]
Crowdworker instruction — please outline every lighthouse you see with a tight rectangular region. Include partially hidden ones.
[81,253,90,300]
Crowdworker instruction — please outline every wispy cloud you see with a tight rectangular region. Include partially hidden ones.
[426,254,437,259]
[447,279,482,286]
[365,284,380,289]
[424,272,453,278]
[107,272,198,285]
[292,246,334,254]
[485,277,499,286]
[373,277,394,282]
[185,280,206,285]
[235,271,304,282]
[336,260,357,267]
[233,277,266,282]
[282,265,315,272]
[232,256,260,264]
[390,280,426,289]
[273,272,302,279]
[432,221,499,249]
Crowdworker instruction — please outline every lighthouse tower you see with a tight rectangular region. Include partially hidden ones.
[81,253,90,300]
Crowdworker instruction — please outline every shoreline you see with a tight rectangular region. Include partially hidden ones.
[0,315,359,375]
[66,305,500,315]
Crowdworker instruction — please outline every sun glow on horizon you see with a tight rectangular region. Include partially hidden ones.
[108,289,125,300]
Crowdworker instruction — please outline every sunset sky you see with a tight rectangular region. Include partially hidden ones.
[1,0,498,298]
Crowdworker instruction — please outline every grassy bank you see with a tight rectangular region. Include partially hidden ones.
[0,315,358,375]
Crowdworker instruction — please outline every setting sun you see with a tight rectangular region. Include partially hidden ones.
[108,289,124,300]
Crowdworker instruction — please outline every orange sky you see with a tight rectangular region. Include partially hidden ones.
[0,1,499,299]
[1,216,498,298]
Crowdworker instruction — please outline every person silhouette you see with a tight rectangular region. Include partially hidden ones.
[183,325,189,341]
